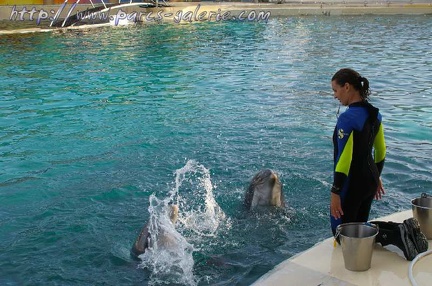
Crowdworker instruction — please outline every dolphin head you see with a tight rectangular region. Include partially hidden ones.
[244,169,285,209]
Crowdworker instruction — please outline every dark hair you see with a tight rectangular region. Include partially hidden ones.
[331,68,371,99]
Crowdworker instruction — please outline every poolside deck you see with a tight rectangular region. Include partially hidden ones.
[252,210,432,286]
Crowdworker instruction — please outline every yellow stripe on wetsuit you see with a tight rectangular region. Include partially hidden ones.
[335,132,353,176]
[374,123,386,164]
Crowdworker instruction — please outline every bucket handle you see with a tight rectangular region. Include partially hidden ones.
[335,225,341,239]
[334,226,341,247]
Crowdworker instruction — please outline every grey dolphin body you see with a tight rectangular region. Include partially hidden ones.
[244,169,285,210]
[131,205,179,258]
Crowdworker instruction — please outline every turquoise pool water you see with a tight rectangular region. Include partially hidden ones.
[1,15,431,285]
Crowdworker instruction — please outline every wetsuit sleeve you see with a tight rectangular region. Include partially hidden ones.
[373,122,386,175]
[333,115,354,192]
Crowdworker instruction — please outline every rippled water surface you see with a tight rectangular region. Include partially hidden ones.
[1,15,431,285]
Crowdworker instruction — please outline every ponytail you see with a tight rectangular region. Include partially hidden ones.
[332,68,371,99]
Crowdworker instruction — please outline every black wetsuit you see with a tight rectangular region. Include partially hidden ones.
[330,101,386,234]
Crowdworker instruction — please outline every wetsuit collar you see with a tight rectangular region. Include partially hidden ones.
[348,100,368,108]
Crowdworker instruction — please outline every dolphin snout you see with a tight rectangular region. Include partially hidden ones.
[169,205,179,224]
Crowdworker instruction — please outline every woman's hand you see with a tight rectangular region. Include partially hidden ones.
[331,192,344,219]
[375,177,385,200]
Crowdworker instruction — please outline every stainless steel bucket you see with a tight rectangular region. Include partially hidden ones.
[412,193,432,239]
[336,222,378,271]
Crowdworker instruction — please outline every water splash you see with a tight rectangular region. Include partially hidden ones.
[138,194,196,286]
[138,160,229,285]
[170,160,228,238]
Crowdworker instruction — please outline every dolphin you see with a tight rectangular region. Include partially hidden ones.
[131,204,179,258]
[244,169,285,210]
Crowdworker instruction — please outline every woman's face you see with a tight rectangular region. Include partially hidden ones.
[331,80,349,106]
